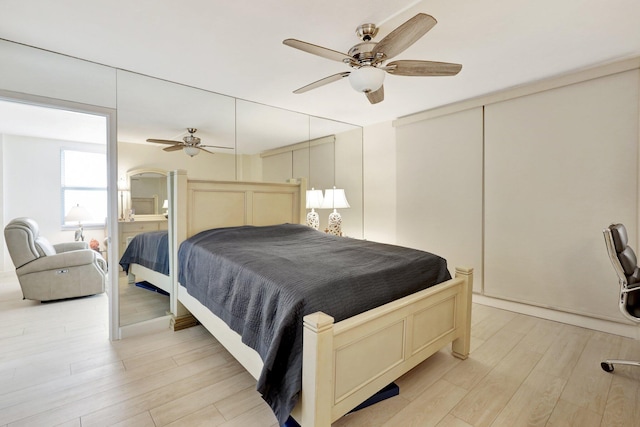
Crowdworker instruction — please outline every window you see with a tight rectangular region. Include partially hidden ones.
[61,149,107,227]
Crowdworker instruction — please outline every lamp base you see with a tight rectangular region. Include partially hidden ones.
[74,226,84,242]
[326,211,342,236]
[306,210,319,230]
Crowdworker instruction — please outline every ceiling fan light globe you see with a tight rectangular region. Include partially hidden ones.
[183,146,200,157]
[349,66,385,93]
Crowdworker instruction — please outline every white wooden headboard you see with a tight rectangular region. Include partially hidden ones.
[167,170,306,314]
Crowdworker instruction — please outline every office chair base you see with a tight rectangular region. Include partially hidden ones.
[601,359,640,373]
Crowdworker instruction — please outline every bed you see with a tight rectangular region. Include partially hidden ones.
[119,230,171,295]
[167,171,473,427]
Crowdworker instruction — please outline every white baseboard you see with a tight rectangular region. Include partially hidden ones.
[118,314,173,339]
[473,294,640,340]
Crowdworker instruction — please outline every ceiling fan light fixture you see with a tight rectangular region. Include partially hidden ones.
[183,146,200,157]
[348,65,385,93]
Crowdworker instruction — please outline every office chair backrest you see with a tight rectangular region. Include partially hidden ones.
[604,223,640,320]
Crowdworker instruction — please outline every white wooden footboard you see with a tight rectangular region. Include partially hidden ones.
[298,267,473,426]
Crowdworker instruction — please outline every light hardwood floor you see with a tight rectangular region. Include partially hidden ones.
[1,272,640,427]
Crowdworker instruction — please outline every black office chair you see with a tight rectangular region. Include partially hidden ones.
[601,223,640,372]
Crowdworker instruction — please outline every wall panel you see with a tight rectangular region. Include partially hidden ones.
[396,107,483,291]
[484,70,639,320]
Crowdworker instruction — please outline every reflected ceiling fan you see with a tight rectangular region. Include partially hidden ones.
[146,128,233,157]
[283,13,462,104]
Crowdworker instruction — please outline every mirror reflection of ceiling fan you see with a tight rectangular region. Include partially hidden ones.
[146,128,233,157]
[283,13,462,104]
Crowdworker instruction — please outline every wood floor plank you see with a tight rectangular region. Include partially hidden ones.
[149,371,256,426]
[381,379,468,427]
[333,393,411,427]
[443,326,524,391]
[110,411,156,427]
[450,341,542,427]
[395,349,462,401]
[3,270,640,427]
[558,330,619,414]
[79,360,243,426]
[162,404,227,427]
[546,398,602,427]
[490,370,566,427]
[601,374,640,427]
[435,414,473,427]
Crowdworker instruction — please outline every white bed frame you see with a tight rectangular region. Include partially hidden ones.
[167,170,473,427]
[127,263,171,295]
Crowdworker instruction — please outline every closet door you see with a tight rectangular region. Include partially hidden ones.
[396,107,483,291]
[484,70,639,320]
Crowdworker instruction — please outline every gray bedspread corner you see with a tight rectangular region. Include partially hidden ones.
[177,223,450,424]
[119,230,169,275]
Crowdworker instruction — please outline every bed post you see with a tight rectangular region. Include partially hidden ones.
[301,312,335,427]
[451,267,473,359]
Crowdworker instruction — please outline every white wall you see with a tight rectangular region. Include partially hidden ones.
[0,40,116,108]
[363,121,396,245]
[117,141,236,182]
[396,108,484,290]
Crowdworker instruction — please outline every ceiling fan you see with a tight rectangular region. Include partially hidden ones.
[146,128,233,157]
[283,13,462,104]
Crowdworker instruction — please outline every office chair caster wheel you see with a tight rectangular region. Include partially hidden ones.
[601,362,614,372]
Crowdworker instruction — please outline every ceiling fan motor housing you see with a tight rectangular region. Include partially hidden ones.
[348,41,382,66]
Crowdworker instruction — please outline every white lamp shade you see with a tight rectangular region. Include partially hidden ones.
[117,179,129,191]
[65,204,93,222]
[349,66,385,93]
[162,199,169,209]
[306,189,324,209]
[320,188,350,209]
[183,146,200,157]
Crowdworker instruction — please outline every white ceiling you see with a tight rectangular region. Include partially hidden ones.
[1,0,640,128]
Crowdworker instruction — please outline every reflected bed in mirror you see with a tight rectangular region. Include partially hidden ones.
[118,168,170,328]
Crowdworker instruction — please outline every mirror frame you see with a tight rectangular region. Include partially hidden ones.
[125,168,168,221]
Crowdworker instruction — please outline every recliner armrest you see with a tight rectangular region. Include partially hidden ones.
[54,242,89,253]
[17,250,102,275]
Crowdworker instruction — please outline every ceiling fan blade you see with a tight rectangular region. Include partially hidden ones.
[283,39,352,63]
[293,72,351,94]
[385,60,462,76]
[200,144,234,150]
[372,13,437,60]
[366,86,384,104]
[147,138,180,145]
[163,145,183,152]
[196,147,215,155]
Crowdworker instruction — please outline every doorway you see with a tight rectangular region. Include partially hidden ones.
[0,92,118,340]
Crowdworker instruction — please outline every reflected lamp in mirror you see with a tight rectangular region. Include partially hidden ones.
[305,188,324,230]
[162,199,168,218]
[320,187,350,236]
[65,204,93,241]
[118,179,129,220]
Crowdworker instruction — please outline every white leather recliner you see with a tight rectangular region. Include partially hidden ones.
[4,217,107,301]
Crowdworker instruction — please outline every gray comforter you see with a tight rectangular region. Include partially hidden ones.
[119,231,169,275]
[178,223,451,424]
